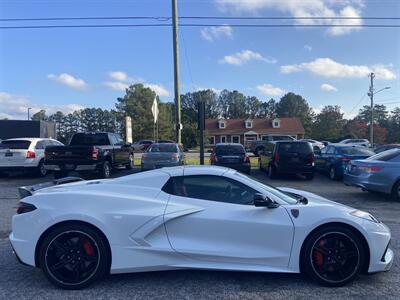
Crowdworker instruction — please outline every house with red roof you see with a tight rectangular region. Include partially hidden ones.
[205,117,305,146]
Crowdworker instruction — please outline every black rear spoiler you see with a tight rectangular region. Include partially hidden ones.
[18,177,84,199]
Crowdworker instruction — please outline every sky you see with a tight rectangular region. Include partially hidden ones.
[0,0,399,120]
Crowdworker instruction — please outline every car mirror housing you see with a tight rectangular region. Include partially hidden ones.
[254,193,279,208]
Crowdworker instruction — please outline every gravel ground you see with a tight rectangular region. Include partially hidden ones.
[0,168,399,299]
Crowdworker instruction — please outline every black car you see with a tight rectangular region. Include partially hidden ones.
[258,141,315,179]
[210,143,251,174]
[45,132,134,179]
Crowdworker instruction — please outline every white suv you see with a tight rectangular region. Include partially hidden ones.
[0,138,63,176]
[339,139,371,148]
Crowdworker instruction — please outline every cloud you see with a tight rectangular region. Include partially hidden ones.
[104,81,129,91]
[304,45,313,51]
[220,50,277,66]
[47,73,87,90]
[0,92,84,120]
[215,0,364,36]
[109,71,129,81]
[201,25,233,42]
[145,84,170,97]
[256,83,285,97]
[281,58,397,80]
[321,83,338,92]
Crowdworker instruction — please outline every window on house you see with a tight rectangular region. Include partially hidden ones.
[219,122,226,129]
[221,136,227,143]
[231,135,240,143]
[208,136,215,145]
[245,121,252,128]
[273,121,279,127]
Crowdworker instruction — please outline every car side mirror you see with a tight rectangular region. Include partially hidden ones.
[254,193,279,208]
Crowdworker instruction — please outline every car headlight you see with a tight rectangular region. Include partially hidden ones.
[350,210,380,223]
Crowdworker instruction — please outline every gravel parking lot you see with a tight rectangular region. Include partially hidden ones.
[0,168,399,300]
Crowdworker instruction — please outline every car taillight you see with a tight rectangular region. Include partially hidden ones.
[26,151,36,159]
[338,157,351,161]
[274,152,280,162]
[92,148,99,160]
[244,155,250,163]
[210,153,218,163]
[359,165,384,173]
[16,202,36,214]
[171,153,179,161]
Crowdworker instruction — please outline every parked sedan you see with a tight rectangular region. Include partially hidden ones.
[315,144,375,180]
[0,138,63,176]
[344,149,400,201]
[132,140,153,152]
[338,139,371,148]
[300,139,325,150]
[259,141,315,179]
[374,144,400,154]
[141,143,184,171]
[210,143,250,174]
[10,166,393,289]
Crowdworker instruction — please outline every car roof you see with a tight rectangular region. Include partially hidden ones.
[2,137,51,142]
[215,143,244,146]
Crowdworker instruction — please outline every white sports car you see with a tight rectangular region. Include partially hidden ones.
[10,166,393,289]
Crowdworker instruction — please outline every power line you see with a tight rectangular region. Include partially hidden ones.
[1,23,400,29]
[1,16,400,22]
[348,94,368,115]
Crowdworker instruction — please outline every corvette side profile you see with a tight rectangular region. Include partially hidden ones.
[10,166,393,289]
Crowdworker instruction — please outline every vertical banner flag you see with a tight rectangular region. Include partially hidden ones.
[151,96,159,124]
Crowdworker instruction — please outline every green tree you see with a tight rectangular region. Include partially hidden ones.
[312,105,345,140]
[258,99,277,119]
[357,104,388,126]
[31,109,48,121]
[218,90,248,118]
[48,111,66,143]
[276,92,314,136]
[386,107,400,143]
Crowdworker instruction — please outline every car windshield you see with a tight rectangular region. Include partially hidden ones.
[277,142,311,154]
[215,145,245,154]
[367,149,400,161]
[70,133,110,146]
[0,140,31,149]
[234,172,298,205]
[149,144,177,153]
[339,147,374,156]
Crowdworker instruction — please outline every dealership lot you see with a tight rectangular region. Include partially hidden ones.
[0,169,399,299]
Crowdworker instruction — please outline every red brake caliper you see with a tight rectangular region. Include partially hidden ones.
[314,240,325,267]
[83,240,95,256]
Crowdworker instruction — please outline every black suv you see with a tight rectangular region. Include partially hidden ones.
[258,141,315,179]
[210,143,251,174]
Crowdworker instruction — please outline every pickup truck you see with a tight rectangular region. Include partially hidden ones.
[247,135,296,156]
[44,132,134,179]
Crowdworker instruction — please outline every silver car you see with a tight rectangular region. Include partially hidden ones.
[344,149,400,201]
[141,143,185,171]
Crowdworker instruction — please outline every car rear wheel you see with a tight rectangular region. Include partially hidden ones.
[329,166,337,180]
[302,226,364,287]
[39,223,110,290]
[36,160,47,177]
[126,154,134,170]
[392,180,400,202]
[100,161,111,178]
[268,164,277,179]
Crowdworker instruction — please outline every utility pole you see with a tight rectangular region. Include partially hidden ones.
[172,0,182,144]
[27,107,32,120]
[368,72,375,146]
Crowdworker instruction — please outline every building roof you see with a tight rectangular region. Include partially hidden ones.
[205,118,305,135]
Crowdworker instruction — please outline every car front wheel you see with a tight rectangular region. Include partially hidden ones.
[36,160,47,177]
[38,223,110,289]
[302,226,365,287]
[100,161,111,178]
[392,180,400,202]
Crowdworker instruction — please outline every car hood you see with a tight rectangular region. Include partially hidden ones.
[278,187,353,211]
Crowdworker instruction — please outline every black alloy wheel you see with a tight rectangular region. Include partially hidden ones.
[101,161,111,178]
[37,160,47,177]
[302,226,364,286]
[39,224,109,289]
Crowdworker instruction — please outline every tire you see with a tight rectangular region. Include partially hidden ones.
[36,160,47,177]
[268,164,277,179]
[38,223,110,290]
[329,166,337,180]
[391,180,400,202]
[301,225,365,287]
[305,173,314,180]
[126,154,134,170]
[54,171,68,179]
[100,161,111,179]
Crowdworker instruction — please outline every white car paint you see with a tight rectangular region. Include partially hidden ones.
[0,138,63,173]
[10,166,392,280]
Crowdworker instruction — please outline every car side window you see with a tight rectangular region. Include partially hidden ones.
[166,175,257,205]
[35,141,44,150]
[326,147,335,154]
[109,134,119,145]
[114,134,124,146]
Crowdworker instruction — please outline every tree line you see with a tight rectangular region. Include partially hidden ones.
[29,83,400,146]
